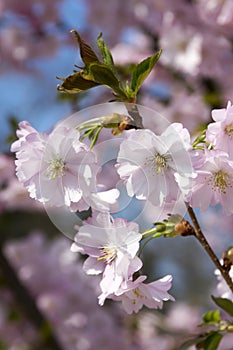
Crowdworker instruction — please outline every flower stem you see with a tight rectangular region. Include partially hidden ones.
[125,103,144,129]
[186,204,233,294]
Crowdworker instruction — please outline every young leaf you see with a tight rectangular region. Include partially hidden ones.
[97,32,114,67]
[88,62,127,98]
[71,30,99,64]
[201,310,221,325]
[212,296,233,317]
[57,72,99,93]
[203,332,223,350]
[131,49,162,94]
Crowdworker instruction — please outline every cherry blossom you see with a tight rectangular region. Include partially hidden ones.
[11,122,119,211]
[190,149,233,214]
[116,124,193,207]
[11,121,48,201]
[206,101,233,158]
[99,274,174,314]
[71,212,142,295]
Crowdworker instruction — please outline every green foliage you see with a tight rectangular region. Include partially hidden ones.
[203,332,223,350]
[201,310,221,326]
[57,30,161,102]
[57,72,100,93]
[131,50,162,96]
[179,332,223,350]
[192,128,207,150]
[97,32,114,67]
[88,62,127,99]
[212,296,233,317]
[70,29,99,64]
[179,296,233,350]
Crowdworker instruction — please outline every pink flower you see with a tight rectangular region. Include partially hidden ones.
[71,212,142,294]
[206,101,233,158]
[190,149,233,214]
[11,121,48,201]
[39,125,98,209]
[116,124,193,207]
[11,122,119,211]
[99,274,174,314]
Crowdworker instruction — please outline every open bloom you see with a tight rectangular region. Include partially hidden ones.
[206,101,233,158]
[11,121,48,201]
[71,212,142,294]
[116,124,194,207]
[190,149,233,214]
[11,122,119,210]
[99,274,174,314]
[39,125,99,209]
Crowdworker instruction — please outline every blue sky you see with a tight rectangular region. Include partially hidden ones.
[0,0,88,152]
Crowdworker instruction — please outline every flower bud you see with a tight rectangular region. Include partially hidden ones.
[222,246,233,271]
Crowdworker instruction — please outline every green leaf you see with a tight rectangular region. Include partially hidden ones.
[57,72,100,94]
[204,332,223,350]
[202,310,221,325]
[212,296,233,317]
[71,30,99,64]
[88,62,126,98]
[131,49,162,94]
[97,32,114,66]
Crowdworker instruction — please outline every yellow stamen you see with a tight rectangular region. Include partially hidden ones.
[208,170,232,194]
[97,245,117,264]
[46,158,66,180]
[145,152,171,174]
[224,123,233,139]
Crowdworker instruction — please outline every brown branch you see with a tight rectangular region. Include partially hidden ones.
[186,204,233,294]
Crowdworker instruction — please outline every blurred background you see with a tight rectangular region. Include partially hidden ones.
[0,0,233,349]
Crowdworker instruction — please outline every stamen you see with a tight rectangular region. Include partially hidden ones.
[208,170,232,194]
[224,123,233,139]
[46,158,66,180]
[97,245,117,264]
[145,152,171,174]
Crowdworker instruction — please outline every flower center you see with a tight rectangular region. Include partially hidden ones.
[97,244,117,264]
[224,123,233,139]
[145,152,171,174]
[46,158,66,180]
[208,170,232,194]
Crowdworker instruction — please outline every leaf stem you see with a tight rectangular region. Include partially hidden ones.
[186,204,233,294]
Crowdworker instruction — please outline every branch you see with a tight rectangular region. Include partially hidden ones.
[186,204,233,294]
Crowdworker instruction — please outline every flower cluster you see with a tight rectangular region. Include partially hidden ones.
[190,101,233,215]
[11,100,233,312]
[71,211,174,313]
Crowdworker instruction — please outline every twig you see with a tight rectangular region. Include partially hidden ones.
[186,204,233,294]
